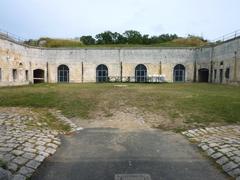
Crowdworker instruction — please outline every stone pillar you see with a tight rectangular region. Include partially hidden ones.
[234,51,237,82]
[81,61,84,83]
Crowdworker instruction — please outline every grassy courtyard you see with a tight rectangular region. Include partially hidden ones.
[0,83,239,130]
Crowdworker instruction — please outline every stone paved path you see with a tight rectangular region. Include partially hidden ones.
[0,107,237,180]
[0,110,65,180]
[183,125,240,180]
[32,128,227,180]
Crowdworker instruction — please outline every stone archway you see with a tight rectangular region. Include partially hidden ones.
[198,68,209,82]
[33,69,45,83]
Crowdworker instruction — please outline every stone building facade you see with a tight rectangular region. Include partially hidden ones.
[0,35,239,86]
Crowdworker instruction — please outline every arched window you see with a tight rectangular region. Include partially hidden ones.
[96,64,108,82]
[135,64,147,82]
[173,64,185,82]
[58,65,69,83]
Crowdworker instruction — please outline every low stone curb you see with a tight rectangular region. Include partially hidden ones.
[182,125,240,179]
[49,110,83,133]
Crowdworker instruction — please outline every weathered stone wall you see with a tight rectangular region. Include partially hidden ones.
[212,38,240,84]
[0,38,30,86]
[0,36,239,86]
[195,38,240,84]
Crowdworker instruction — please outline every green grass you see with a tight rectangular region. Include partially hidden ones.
[26,37,208,48]
[0,83,239,127]
[43,39,83,48]
[25,109,71,132]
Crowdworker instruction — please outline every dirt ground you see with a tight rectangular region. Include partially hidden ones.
[70,106,190,131]
[0,106,226,132]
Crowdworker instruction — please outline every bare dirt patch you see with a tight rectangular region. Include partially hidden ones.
[70,106,189,131]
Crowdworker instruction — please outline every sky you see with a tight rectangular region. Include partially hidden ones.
[0,0,239,40]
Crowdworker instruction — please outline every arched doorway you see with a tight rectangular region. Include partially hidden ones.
[33,69,44,84]
[135,64,147,82]
[173,64,185,82]
[198,68,209,82]
[58,65,69,83]
[96,64,108,82]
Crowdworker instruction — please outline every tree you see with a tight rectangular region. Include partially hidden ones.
[24,39,38,46]
[80,36,96,45]
[149,36,159,44]
[123,30,142,44]
[112,32,127,44]
[142,34,151,45]
[149,34,178,44]
[95,31,115,44]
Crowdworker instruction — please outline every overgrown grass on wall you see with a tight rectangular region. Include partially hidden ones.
[25,37,208,48]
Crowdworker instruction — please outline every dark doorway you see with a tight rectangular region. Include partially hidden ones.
[25,70,29,81]
[58,65,69,83]
[135,64,147,82]
[173,64,185,82]
[220,69,223,83]
[96,64,108,82]
[198,68,209,82]
[33,69,44,83]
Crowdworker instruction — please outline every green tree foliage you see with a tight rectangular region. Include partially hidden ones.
[24,30,208,47]
[80,36,95,45]
[142,34,151,45]
[95,31,115,44]
[149,34,178,44]
[123,30,143,44]
[24,39,38,46]
[112,32,127,44]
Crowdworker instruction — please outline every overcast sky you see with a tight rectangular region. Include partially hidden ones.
[0,0,239,40]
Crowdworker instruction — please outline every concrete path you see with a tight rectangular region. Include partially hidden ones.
[31,128,227,180]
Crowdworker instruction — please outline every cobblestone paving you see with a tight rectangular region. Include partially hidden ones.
[50,110,82,132]
[0,110,75,180]
[183,125,240,180]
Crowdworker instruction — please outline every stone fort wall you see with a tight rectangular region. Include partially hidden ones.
[0,35,239,86]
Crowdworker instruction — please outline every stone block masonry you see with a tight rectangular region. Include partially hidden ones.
[0,35,239,86]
